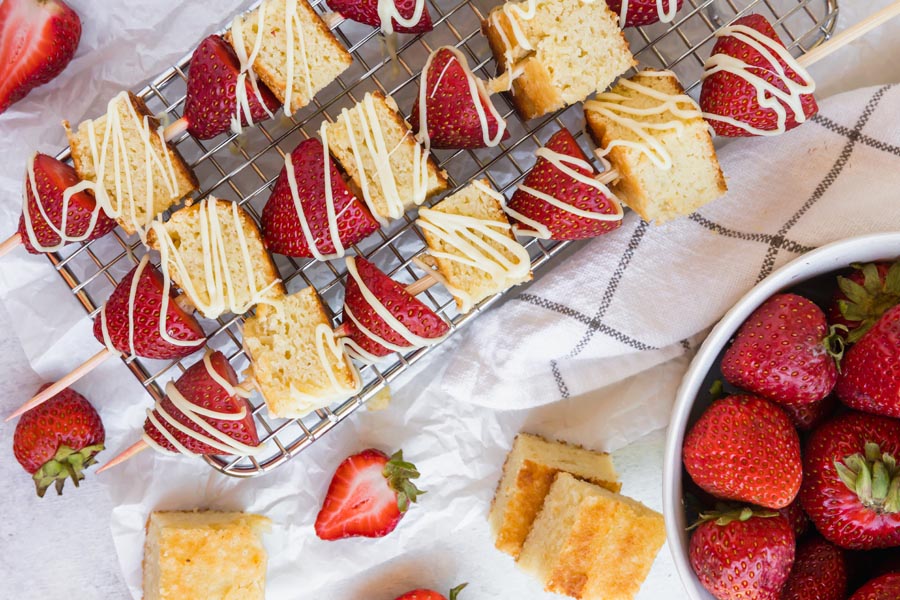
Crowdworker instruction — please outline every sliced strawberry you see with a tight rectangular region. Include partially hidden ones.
[315,448,423,540]
[342,256,449,360]
[92,259,206,360]
[262,139,379,259]
[606,0,683,27]
[184,35,280,140]
[329,0,434,34]
[0,0,81,114]
[17,153,117,253]
[143,351,259,456]
[410,46,508,150]
[700,14,818,137]
[506,128,622,240]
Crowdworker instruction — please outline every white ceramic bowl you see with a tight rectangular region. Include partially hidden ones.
[662,232,900,600]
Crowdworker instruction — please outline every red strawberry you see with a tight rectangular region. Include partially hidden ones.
[781,535,847,600]
[800,412,900,550]
[410,46,508,150]
[143,351,259,455]
[329,0,434,34]
[683,395,801,509]
[782,394,839,432]
[689,508,795,600]
[700,14,818,138]
[721,293,841,406]
[829,262,900,343]
[505,128,622,241]
[850,573,900,600]
[606,0,684,27]
[342,256,449,361]
[395,585,467,600]
[17,153,117,254]
[183,35,280,140]
[12,385,104,497]
[836,304,900,418]
[0,0,81,114]
[315,448,423,540]
[779,497,810,539]
[261,139,379,259]
[92,259,206,360]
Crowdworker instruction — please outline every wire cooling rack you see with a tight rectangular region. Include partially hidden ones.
[44,0,839,476]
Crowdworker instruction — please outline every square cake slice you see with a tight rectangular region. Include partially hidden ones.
[65,91,197,236]
[243,287,361,419]
[323,91,448,225]
[518,473,666,600]
[226,0,352,115]
[490,433,620,558]
[584,70,727,224]
[143,511,271,600]
[417,179,531,313]
[483,0,636,120]
[148,197,285,319]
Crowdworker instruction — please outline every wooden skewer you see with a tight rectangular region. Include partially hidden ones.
[798,1,900,68]
[96,439,149,474]
[0,232,21,257]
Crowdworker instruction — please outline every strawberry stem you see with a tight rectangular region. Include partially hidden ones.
[824,324,848,371]
[383,450,425,513]
[688,506,779,530]
[834,442,900,514]
[449,583,467,600]
[32,443,104,498]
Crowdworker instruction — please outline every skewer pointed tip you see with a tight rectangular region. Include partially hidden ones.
[96,440,149,474]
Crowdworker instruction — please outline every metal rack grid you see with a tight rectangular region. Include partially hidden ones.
[44,0,839,477]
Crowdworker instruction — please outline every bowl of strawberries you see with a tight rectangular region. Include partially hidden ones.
[663,232,900,600]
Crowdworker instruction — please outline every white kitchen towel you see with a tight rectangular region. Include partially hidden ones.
[435,83,900,410]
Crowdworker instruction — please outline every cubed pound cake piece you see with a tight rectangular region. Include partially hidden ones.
[243,287,361,419]
[483,0,636,120]
[417,179,531,313]
[490,433,620,558]
[584,70,727,224]
[226,0,352,114]
[65,91,197,236]
[323,91,448,225]
[148,197,285,319]
[518,473,666,600]
[143,511,271,600]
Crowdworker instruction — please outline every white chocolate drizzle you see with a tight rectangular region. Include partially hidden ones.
[229,7,276,136]
[377,0,428,36]
[416,46,506,151]
[84,92,181,243]
[505,147,623,239]
[701,23,816,136]
[416,180,531,313]
[341,256,448,363]
[617,0,679,28]
[584,70,703,170]
[142,351,262,457]
[150,197,282,319]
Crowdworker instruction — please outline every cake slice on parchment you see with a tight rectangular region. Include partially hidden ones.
[143,511,271,600]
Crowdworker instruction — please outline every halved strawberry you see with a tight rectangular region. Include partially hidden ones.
[0,0,81,114]
[410,46,508,150]
[17,153,117,253]
[607,0,684,27]
[262,139,379,259]
[700,14,817,137]
[506,128,622,240]
[328,0,434,34]
[183,35,280,139]
[92,259,206,360]
[143,351,259,456]
[315,448,423,540]
[829,262,900,343]
[342,256,449,361]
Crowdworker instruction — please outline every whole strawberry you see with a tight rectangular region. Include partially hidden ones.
[395,584,467,600]
[781,535,847,600]
[836,304,900,418]
[778,497,810,539]
[721,293,841,406]
[315,449,423,540]
[850,573,900,600]
[829,262,900,343]
[683,395,802,509]
[0,0,81,114]
[12,386,104,497]
[800,412,900,550]
[329,0,434,34]
[606,0,683,27]
[689,508,795,600]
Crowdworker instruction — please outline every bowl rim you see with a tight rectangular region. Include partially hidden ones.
[662,231,900,600]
